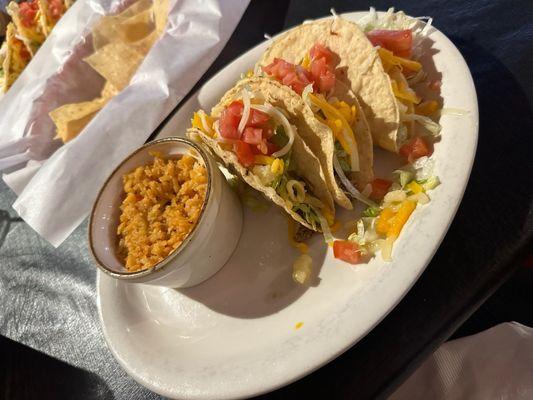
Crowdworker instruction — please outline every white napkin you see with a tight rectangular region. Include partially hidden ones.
[390,322,533,400]
[0,0,249,246]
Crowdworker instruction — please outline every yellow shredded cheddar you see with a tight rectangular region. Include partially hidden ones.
[270,158,284,174]
[387,200,416,239]
[376,207,395,235]
[406,181,423,194]
[391,80,421,104]
[378,48,422,72]
[415,100,439,116]
[253,155,275,165]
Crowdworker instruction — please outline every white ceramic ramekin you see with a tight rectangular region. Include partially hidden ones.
[89,137,243,288]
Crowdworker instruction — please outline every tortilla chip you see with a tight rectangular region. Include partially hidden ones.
[50,99,105,143]
[100,81,119,98]
[84,41,143,90]
[119,0,153,19]
[153,0,169,33]
[92,0,155,50]
[129,30,158,55]
[116,8,154,43]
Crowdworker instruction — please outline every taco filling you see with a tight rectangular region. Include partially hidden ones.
[190,89,335,238]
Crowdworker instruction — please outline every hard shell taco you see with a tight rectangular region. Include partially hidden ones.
[38,0,68,36]
[360,9,441,161]
[256,42,376,209]
[7,0,45,55]
[188,77,336,235]
[256,16,400,154]
[1,23,32,92]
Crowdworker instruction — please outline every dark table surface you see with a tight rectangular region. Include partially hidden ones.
[1,0,532,399]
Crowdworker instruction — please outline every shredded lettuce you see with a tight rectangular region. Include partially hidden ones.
[293,203,320,231]
[362,207,380,217]
[401,113,442,137]
[393,169,414,187]
[334,141,350,172]
[422,176,440,191]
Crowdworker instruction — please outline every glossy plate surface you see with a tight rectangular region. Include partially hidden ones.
[98,11,478,400]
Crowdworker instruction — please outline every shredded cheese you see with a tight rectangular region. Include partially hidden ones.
[253,155,275,165]
[391,80,421,104]
[378,48,422,72]
[309,94,360,171]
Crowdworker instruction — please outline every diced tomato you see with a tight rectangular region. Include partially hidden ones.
[19,0,39,28]
[333,240,362,265]
[49,0,64,20]
[262,58,313,95]
[242,127,263,145]
[233,141,255,167]
[309,43,337,93]
[309,56,336,93]
[263,44,338,95]
[219,101,243,139]
[370,178,393,201]
[399,136,433,163]
[367,29,413,58]
[247,108,270,127]
[226,101,243,118]
[310,43,334,64]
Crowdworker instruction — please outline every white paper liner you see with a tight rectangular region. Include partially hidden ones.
[0,0,249,246]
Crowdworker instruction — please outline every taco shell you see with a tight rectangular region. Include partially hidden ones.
[190,79,337,230]
[257,17,400,152]
[7,2,45,55]
[2,23,31,92]
[38,0,66,36]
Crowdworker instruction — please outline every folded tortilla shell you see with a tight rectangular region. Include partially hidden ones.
[257,17,400,152]
[190,127,330,232]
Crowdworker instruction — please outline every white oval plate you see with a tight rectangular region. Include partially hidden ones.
[97,11,478,400]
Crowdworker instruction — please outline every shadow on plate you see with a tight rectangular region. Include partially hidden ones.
[178,204,327,319]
